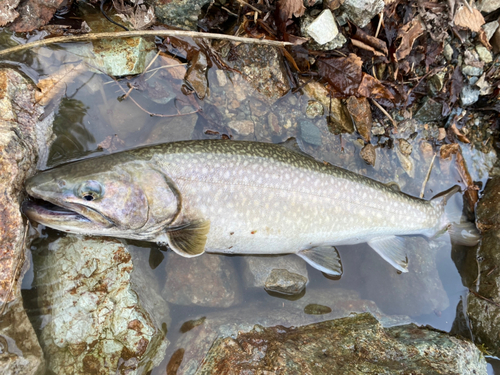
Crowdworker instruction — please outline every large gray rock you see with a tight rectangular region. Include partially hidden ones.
[341,0,384,28]
[153,0,210,30]
[32,236,169,375]
[197,313,487,374]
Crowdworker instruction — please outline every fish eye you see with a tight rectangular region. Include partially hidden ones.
[77,180,104,202]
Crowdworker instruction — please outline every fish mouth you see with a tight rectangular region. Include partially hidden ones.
[22,197,114,229]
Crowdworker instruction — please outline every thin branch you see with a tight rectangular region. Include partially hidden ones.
[370,98,398,127]
[236,0,263,13]
[0,30,293,58]
[375,12,384,39]
[420,152,436,198]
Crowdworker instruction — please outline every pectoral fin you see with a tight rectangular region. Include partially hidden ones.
[166,220,210,257]
[367,236,408,272]
[297,246,343,276]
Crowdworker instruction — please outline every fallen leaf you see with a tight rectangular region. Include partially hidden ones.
[346,96,372,141]
[453,5,485,33]
[395,19,424,60]
[450,123,470,143]
[115,3,155,30]
[276,0,305,35]
[98,135,126,153]
[358,74,395,101]
[35,62,88,106]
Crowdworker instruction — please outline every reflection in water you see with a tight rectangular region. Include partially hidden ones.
[48,98,93,166]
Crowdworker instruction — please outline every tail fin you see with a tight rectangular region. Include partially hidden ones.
[431,185,480,246]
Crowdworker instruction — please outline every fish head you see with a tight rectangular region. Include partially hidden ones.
[23,157,180,239]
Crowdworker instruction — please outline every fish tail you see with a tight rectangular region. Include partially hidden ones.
[431,185,480,246]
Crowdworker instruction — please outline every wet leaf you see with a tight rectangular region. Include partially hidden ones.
[449,66,464,106]
[453,5,485,33]
[0,0,20,26]
[276,0,305,36]
[97,135,126,153]
[35,62,87,106]
[115,3,155,30]
[317,54,363,97]
[346,96,372,141]
[395,19,424,61]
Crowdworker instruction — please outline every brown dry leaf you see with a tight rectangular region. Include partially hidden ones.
[395,19,424,61]
[116,3,155,30]
[317,54,363,97]
[358,74,395,101]
[450,123,470,143]
[453,5,485,32]
[346,96,372,142]
[98,135,126,153]
[35,63,87,106]
[278,0,306,19]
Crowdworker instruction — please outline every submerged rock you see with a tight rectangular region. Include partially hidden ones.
[197,313,486,374]
[242,254,308,295]
[361,237,450,316]
[32,236,169,375]
[162,253,242,308]
[170,288,410,374]
[153,0,211,30]
[0,299,45,375]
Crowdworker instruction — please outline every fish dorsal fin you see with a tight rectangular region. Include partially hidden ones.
[297,246,343,276]
[367,236,408,272]
[166,220,210,257]
[280,137,313,159]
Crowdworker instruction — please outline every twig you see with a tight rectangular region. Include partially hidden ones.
[375,12,384,39]
[222,6,239,17]
[370,98,397,127]
[0,30,293,57]
[420,152,436,198]
[236,0,262,13]
[468,288,500,309]
[142,49,161,76]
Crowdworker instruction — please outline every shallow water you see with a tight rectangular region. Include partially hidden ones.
[2,11,499,373]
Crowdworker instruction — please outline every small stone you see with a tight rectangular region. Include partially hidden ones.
[443,43,454,61]
[305,10,339,45]
[227,120,255,136]
[477,0,500,13]
[215,69,227,86]
[414,98,444,123]
[267,112,281,135]
[346,96,372,142]
[304,304,333,315]
[301,13,347,51]
[360,144,376,166]
[475,45,493,64]
[299,119,322,146]
[483,21,499,40]
[341,0,384,28]
[264,269,308,295]
[460,85,480,106]
[461,65,483,77]
[371,123,386,136]
[398,138,412,156]
[306,100,324,118]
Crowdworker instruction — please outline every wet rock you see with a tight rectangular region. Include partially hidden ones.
[242,255,308,292]
[360,143,376,166]
[0,68,45,304]
[227,119,255,136]
[171,288,410,374]
[483,20,499,40]
[264,269,308,295]
[301,10,346,50]
[32,237,169,375]
[302,81,354,134]
[153,0,211,30]
[462,65,483,77]
[414,97,444,123]
[299,119,322,146]
[361,237,449,316]
[0,0,20,27]
[224,44,290,101]
[461,85,480,106]
[162,253,241,308]
[476,44,493,64]
[303,303,332,315]
[305,100,324,118]
[341,0,384,28]
[0,299,45,374]
[9,0,64,32]
[477,0,500,13]
[398,138,412,156]
[346,96,372,142]
[466,171,500,357]
[197,313,486,374]
[184,51,208,99]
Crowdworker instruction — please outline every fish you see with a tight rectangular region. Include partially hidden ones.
[22,139,479,276]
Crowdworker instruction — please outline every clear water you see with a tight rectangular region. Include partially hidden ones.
[1,11,498,373]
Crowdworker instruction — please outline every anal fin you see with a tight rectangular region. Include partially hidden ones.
[297,246,343,276]
[367,236,408,272]
[166,220,210,257]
